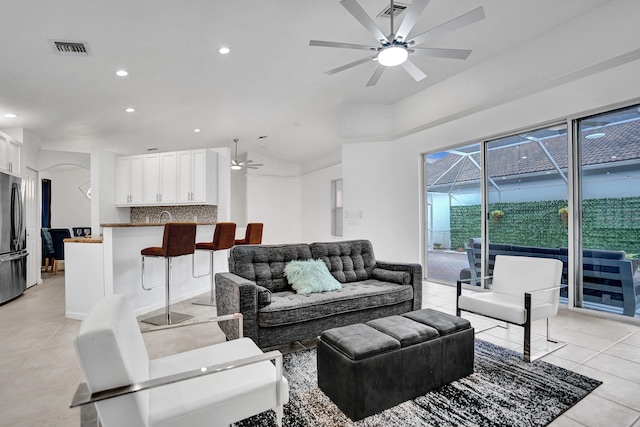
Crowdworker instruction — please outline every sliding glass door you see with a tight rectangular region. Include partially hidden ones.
[485,125,569,285]
[424,144,481,284]
[576,105,640,317]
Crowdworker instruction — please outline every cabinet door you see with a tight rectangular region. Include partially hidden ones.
[143,154,160,203]
[8,140,20,175]
[0,134,9,173]
[177,150,193,203]
[130,155,145,204]
[115,157,131,205]
[191,149,207,203]
[159,152,177,203]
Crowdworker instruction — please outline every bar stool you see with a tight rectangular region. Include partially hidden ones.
[141,222,197,326]
[192,222,236,306]
[235,223,263,245]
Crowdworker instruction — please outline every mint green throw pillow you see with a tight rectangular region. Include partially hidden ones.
[284,259,342,295]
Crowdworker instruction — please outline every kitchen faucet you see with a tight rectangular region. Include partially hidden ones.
[159,211,173,223]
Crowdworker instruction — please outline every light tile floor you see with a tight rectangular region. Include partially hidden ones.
[1,274,639,426]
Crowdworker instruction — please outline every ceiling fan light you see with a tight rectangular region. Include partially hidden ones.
[230,164,242,170]
[378,46,408,66]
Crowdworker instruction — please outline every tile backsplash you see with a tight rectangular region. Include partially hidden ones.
[130,205,217,223]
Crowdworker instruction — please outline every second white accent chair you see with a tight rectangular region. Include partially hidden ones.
[457,254,565,362]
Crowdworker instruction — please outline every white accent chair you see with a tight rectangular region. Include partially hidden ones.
[72,294,289,427]
[457,254,566,362]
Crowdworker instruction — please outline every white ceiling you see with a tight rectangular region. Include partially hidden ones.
[0,0,614,171]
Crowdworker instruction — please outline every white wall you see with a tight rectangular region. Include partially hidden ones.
[342,140,422,263]
[301,164,342,243]
[91,149,127,234]
[245,151,303,244]
[40,165,91,231]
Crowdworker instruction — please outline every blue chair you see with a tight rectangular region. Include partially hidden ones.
[48,228,71,274]
[41,228,56,272]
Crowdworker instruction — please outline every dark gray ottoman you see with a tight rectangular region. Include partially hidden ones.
[317,309,474,421]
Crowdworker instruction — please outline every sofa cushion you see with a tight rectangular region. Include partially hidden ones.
[310,240,376,283]
[284,259,342,295]
[257,280,414,327]
[370,268,410,285]
[229,244,313,293]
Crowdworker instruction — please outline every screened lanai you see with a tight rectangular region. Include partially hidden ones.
[425,104,640,318]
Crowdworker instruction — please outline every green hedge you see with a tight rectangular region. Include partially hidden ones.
[450,197,640,254]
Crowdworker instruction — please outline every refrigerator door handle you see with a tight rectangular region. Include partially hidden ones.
[0,250,28,262]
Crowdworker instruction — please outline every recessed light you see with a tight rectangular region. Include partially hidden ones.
[218,47,230,54]
[585,132,605,139]
[3,113,18,118]
[116,70,129,77]
[194,128,201,133]
[125,107,135,113]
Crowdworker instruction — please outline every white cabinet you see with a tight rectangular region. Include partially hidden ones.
[177,149,218,204]
[142,152,178,204]
[0,131,21,175]
[116,155,144,205]
[143,154,160,203]
[160,152,177,203]
[116,149,217,206]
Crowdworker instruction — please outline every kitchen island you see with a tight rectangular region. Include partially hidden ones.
[64,223,223,320]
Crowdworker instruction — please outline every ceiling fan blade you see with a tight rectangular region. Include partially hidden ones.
[366,64,385,87]
[309,40,378,51]
[401,59,427,81]
[325,56,374,75]
[341,0,389,44]
[395,0,430,41]
[410,47,472,60]
[407,6,485,47]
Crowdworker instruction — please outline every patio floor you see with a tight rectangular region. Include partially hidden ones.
[426,249,469,284]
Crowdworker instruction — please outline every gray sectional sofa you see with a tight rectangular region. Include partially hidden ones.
[215,240,422,349]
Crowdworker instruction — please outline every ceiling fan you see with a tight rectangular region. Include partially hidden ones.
[309,0,485,86]
[230,138,263,170]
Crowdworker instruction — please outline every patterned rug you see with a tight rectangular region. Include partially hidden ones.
[234,339,601,427]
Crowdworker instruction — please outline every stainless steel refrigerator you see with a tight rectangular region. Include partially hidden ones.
[0,171,27,304]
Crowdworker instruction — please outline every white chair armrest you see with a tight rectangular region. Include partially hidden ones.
[71,349,283,408]
[524,284,565,296]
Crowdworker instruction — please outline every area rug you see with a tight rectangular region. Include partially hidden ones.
[234,339,601,427]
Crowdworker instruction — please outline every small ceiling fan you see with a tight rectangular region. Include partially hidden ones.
[230,138,263,170]
[309,0,485,86]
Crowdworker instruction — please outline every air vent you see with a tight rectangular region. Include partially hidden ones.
[50,40,90,56]
[377,2,409,18]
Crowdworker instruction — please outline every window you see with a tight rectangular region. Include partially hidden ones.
[331,179,343,237]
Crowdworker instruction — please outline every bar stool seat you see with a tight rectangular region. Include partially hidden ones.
[141,222,197,326]
[192,222,236,306]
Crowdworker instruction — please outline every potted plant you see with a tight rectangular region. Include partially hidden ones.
[433,242,442,250]
[491,210,504,224]
[558,206,569,227]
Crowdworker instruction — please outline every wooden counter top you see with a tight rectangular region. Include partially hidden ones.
[64,237,103,243]
[101,222,217,228]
